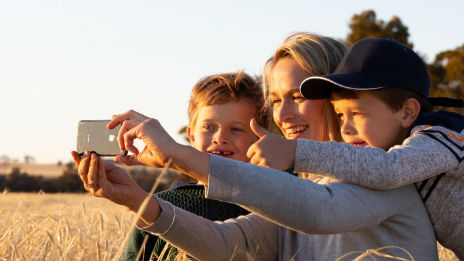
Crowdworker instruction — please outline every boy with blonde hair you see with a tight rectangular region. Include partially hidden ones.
[123,71,266,261]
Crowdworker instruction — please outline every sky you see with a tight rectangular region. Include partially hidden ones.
[1,0,463,164]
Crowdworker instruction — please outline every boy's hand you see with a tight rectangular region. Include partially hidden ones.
[247,119,297,171]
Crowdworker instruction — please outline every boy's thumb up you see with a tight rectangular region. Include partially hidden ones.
[250,118,269,138]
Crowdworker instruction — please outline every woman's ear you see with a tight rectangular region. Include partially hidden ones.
[401,98,421,128]
[187,126,194,144]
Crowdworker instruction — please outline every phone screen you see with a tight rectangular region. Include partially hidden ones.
[76,120,126,156]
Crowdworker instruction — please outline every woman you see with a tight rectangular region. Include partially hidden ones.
[73,33,438,260]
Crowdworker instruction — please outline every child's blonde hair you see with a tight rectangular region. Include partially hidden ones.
[188,71,266,130]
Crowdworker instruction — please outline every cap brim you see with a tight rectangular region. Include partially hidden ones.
[300,74,385,99]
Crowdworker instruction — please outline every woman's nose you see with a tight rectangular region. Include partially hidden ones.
[275,100,294,124]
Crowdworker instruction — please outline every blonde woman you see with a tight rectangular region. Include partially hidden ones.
[73,33,438,260]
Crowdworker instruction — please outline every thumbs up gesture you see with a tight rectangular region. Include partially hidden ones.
[247,118,297,171]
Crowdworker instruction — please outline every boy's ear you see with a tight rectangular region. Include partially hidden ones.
[401,98,421,128]
[187,126,194,143]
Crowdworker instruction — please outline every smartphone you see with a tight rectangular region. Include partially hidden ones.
[76,120,127,156]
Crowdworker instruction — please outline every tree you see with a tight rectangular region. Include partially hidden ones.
[346,10,413,48]
[0,155,10,165]
[428,44,464,111]
[24,155,35,164]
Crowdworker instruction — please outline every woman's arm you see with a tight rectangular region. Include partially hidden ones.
[72,151,278,260]
[143,198,278,261]
[105,110,427,234]
[207,154,426,234]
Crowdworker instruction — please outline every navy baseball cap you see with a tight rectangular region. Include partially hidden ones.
[300,38,430,99]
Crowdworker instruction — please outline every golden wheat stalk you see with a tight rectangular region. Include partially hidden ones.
[336,246,414,261]
[135,234,150,261]
[16,216,52,248]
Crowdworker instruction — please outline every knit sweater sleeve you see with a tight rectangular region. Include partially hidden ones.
[206,155,423,235]
[140,197,278,261]
[294,125,461,189]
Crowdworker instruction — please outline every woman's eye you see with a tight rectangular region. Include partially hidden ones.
[271,99,281,104]
[336,113,344,119]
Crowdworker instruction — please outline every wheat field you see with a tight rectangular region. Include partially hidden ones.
[0,192,133,261]
[0,192,459,261]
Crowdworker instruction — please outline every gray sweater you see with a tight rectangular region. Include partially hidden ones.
[294,124,464,259]
[141,155,438,261]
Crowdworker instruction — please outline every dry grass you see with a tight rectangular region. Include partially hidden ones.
[0,191,459,261]
[0,192,133,261]
[438,243,460,261]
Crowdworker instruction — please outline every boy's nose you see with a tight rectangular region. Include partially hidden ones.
[340,120,354,136]
[213,129,229,144]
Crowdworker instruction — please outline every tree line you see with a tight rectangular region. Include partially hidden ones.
[0,162,178,193]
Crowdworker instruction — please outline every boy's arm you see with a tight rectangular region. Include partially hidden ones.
[294,126,460,189]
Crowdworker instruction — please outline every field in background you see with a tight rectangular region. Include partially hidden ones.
[0,192,459,261]
[0,192,133,260]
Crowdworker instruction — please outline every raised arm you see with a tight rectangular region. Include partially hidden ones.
[106,110,430,233]
[294,125,460,189]
[206,154,429,235]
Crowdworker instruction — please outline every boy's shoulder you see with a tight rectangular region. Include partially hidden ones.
[412,110,464,133]
[411,111,464,163]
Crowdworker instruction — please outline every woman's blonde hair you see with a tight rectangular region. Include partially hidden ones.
[263,32,347,141]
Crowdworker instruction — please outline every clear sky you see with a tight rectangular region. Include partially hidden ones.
[1,0,463,163]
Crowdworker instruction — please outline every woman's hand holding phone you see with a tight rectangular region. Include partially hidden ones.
[107,110,211,184]
[107,110,179,168]
[71,151,161,225]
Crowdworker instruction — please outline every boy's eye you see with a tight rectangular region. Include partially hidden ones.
[231,127,243,132]
[202,124,214,130]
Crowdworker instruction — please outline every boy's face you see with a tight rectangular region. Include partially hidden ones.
[188,100,258,163]
[331,92,408,150]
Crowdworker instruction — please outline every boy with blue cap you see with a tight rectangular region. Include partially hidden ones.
[251,38,464,258]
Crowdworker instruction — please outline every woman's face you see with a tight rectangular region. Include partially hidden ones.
[269,57,328,141]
